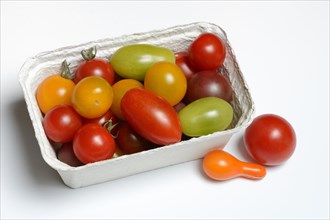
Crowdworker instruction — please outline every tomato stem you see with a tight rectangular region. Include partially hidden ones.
[81,46,97,61]
[103,118,118,138]
[60,60,75,80]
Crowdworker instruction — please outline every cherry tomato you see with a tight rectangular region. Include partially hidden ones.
[121,88,182,145]
[71,76,113,119]
[73,123,116,164]
[203,150,266,181]
[43,105,82,143]
[144,61,187,106]
[175,52,197,80]
[188,33,226,71]
[57,142,83,167]
[36,61,75,114]
[179,97,233,137]
[111,44,175,81]
[244,114,297,166]
[111,79,144,120]
[186,70,232,103]
[74,47,115,85]
[116,122,155,154]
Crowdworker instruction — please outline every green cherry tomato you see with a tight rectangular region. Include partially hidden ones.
[178,97,233,137]
[111,44,175,81]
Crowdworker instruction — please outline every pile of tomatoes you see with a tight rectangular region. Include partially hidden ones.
[36,32,235,167]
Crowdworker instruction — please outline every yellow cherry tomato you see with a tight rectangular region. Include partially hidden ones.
[36,74,75,114]
[144,61,187,106]
[111,79,144,120]
[72,76,113,119]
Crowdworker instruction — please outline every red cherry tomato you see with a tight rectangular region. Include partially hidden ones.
[121,88,182,145]
[188,33,226,71]
[57,142,83,167]
[74,47,115,85]
[244,114,297,166]
[175,52,197,80]
[73,123,116,164]
[186,70,232,103]
[116,122,156,154]
[43,105,82,143]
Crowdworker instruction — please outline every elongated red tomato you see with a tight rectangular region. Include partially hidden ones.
[121,88,182,145]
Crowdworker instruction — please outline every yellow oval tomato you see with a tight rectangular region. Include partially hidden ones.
[111,79,144,120]
[36,75,75,114]
[72,76,113,119]
[144,61,187,106]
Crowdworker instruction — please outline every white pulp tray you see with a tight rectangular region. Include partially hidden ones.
[19,22,255,188]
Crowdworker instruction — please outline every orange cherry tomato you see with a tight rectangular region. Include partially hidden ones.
[110,79,144,120]
[203,150,266,181]
[36,74,75,114]
[71,76,113,119]
[144,61,187,106]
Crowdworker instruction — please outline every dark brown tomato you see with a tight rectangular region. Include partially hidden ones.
[186,71,233,103]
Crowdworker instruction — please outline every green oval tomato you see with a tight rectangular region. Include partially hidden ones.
[178,97,233,137]
[111,44,175,81]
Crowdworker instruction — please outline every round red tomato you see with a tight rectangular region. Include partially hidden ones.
[43,105,82,143]
[175,52,197,80]
[244,114,296,166]
[73,123,116,164]
[74,47,115,85]
[188,33,226,71]
[116,122,156,154]
[121,88,182,145]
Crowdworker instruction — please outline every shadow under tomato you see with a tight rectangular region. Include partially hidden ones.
[9,97,63,187]
[236,134,254,162]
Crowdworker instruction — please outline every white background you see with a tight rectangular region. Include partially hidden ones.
[1,1,329,219]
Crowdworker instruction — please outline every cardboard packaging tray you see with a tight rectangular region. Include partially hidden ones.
[19,22,255,188]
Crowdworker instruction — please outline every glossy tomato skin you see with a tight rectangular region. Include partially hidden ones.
[144,61,187,106]
[188,33,226,71]
[186,71,232,103]
[121,88,182,145]
[203,150,266,181]
[116,122,155,154]
[36,75,75,114]
[111,79,144,120]
[74,59,115,85]
[244,114,296,166]
[43,105,82,143]
[73,123,116,164]
[71,76,113,119]
[175,52,197,80]
[111,44,175,81]
[179,97,233,137]
[57,142,83,167]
